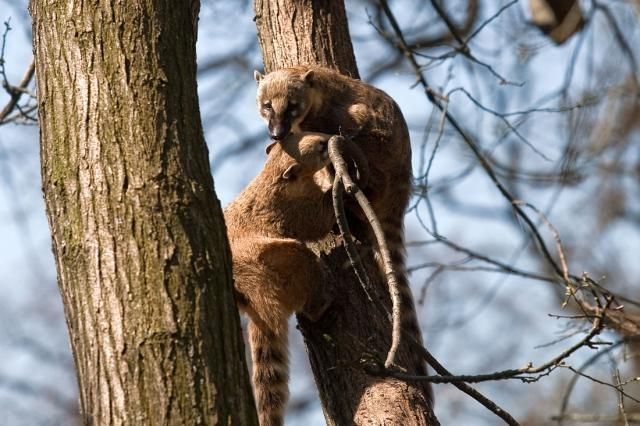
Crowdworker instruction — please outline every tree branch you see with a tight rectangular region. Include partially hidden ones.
[328,134,401,368]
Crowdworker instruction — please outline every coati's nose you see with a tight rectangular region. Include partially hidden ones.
[269,121,290,141]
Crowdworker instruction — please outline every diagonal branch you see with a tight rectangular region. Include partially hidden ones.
[373,299,609,385]
[0,58,35,123]
[0,21,36,125]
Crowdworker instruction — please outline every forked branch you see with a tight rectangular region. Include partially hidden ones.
[327,134,401,369]
[327,134,518,425]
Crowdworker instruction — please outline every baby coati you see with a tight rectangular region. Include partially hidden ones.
[254,66,429,393]
[224,132,336,426]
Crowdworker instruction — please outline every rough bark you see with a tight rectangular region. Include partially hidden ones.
[254,1,437,424]
[30,1,257,424]
[255,0,359,79]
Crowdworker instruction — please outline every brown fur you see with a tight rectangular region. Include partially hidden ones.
[255,66,431,402]
[225,132,335,426]
[255,66,412,219]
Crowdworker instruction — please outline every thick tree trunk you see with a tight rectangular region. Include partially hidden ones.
[254,1,437,424]
[255,0,358,79]
[30,1,257,424]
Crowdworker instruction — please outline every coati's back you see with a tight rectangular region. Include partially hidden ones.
[285,66,409,138]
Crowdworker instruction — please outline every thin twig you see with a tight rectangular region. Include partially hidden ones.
[447,87,551,161]
[563,366,640,404]
[557,339,627,426]
[0,58,35,123]
[403,333,519,426]
[427,0,466,48]
[0,20,36,125]
[426,0,521,86]
[464,0,518,45]
[373,302,608,385]
[614,368,630,426]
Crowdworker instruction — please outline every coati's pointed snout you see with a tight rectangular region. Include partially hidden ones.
[269,120,290,141]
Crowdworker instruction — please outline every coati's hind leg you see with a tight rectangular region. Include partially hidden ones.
[232,237,330,330]
[232,237,331,425]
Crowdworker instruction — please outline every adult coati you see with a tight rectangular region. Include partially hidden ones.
[225,132,336,426]
[254,66,429,395]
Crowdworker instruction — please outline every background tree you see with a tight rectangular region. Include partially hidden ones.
[26,0,257,424]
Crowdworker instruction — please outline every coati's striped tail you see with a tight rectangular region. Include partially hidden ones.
[381,216,434,404]
[248,320,289,426]
[381,217,428,375]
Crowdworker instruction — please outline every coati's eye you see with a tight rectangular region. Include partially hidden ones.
[262,101,272,111]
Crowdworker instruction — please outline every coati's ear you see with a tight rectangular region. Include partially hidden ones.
[254,70,264,83]
[302,70,314,86]
[265,141,277,155]
[282,164,301,180]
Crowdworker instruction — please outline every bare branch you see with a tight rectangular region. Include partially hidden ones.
[0,20,36,125]
[372,300,608,385]
[327,134,401,368]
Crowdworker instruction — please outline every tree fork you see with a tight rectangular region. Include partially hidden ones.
[30,0,257,424]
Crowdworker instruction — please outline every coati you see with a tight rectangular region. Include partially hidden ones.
[254,66,429,389]
[224,132,337,426]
